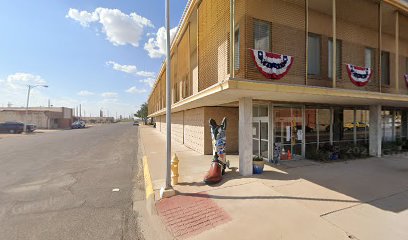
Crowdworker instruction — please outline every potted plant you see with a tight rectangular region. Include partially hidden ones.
[253,156,265,174]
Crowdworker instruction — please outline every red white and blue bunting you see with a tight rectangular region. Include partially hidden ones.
[346,64,373,87]
[405,74,408,88]
[250,49,294,80]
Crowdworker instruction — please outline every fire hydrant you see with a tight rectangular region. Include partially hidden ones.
[171,154,180,185]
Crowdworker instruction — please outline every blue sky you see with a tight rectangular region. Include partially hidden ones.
[0,0,186,117]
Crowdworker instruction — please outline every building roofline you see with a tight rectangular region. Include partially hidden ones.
[385,0,408,13]
[148,0,197,102]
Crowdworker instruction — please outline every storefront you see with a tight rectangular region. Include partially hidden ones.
[252,103,406,162]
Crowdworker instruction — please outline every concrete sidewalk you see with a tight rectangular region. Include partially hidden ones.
[140,125,408,240]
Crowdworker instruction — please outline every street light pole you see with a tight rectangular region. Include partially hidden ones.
[160,0,175,198]
[24,84,48,133]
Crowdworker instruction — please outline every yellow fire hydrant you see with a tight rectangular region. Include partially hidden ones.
[171,154,180,185]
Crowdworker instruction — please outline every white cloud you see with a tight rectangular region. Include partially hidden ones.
[77,90,95,96]
[66,8,154,47]
[140,78,155,88]
[0,73,50,108]
[136,71,155,78]
[3,73,47,90]
[125,86,147,94]
[144,26,177,58]
[106,61,137,74]
[101,92,118,98]
[66,9,98,27]
[106,61,155,78]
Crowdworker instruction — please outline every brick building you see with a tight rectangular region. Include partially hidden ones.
[148,0,408,176]
[0,107,73,129]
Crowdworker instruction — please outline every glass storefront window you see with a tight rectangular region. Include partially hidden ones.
[305,109,317,144]
[343,109,354,141]
[317,109,331,147]
[355,110,369,142]
[259,105,268,117]
[382,110,393,142]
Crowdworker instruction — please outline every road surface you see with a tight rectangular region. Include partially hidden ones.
[0,123,144,240]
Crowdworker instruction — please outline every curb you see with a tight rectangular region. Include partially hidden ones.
[143,155,156,215]
[139,126,157,216]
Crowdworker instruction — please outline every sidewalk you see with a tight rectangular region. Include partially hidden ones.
[139,125,408,240]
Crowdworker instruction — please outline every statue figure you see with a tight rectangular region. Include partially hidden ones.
[204,117,229,184]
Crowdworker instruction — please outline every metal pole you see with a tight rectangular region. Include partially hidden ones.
[24,85,31,133]
[165,0,172,189]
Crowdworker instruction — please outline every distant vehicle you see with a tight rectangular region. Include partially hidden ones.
[344,122,369,131]
[0,122,24,134]
[133,121,139,126]
[71,121,85,129]
[26,123,37,132]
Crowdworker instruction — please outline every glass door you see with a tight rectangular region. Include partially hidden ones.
[273,106,303,160]
[253,105,269,160]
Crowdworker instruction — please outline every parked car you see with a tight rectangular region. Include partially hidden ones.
[133,121,139,126]
[25,123,37,132]
[71,121,85,129]
[0,122,24,134]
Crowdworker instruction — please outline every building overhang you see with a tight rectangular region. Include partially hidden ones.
[148,78,408,117]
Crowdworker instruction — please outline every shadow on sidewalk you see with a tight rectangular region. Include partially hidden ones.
[175,158,408,214]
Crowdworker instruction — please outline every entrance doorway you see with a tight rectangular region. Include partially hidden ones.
[253,105,269,160]
[273,106,303,160]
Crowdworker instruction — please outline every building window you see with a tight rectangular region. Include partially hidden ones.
[365,48,375,68]
[235,27,240,70]
[328,39,342,79]
[308,33,321,77]
[254,20,270,51]
[381,51,390,85]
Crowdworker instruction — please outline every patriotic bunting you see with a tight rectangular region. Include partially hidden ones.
[250,49,294,80]
[346,64,372,87]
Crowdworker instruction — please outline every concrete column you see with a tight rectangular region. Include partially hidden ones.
[369,105,382,157]
[239,97,253,176]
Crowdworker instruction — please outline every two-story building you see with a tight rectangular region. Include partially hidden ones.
[148,0,408,176]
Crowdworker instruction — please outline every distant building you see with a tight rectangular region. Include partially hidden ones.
[0,107,73,129]
[80,117,114,124]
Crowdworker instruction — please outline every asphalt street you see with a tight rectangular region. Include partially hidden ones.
[0,123,144,240]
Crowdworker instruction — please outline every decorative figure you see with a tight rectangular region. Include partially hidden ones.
[346,64,372,87]
[204,117,229,184]
[249,49,294,79]
[405,74,408,88]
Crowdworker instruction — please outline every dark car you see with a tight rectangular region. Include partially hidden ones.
[26,124,37,132]
[0,122,24,134]
[71,121,85,129]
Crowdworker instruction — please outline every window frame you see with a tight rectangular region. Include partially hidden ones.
[234,26,240,70]
[328,38,343,80]
[364,47,375,68]
[253,19,271,52]
[381,51,390,86]
[307,33,322,78]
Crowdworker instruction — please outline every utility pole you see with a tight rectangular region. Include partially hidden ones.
[79,104,82,120]
[24,84,48,133]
